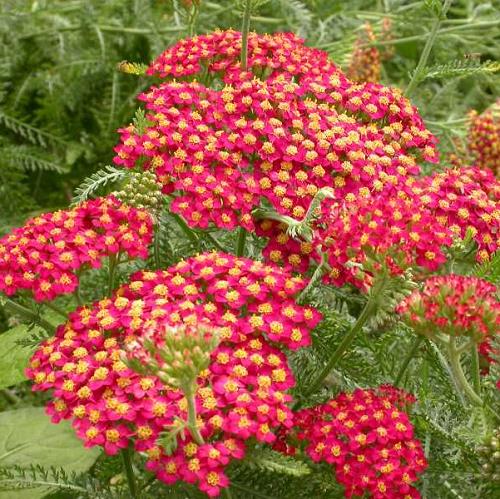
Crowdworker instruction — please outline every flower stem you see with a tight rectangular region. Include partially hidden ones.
[470,342,482,396]
[301,293,380,398]
[394,335,424,386]
[43,301,68,320]
[448,338,483,406]
[204,232,226,253]
[73,287,83,307]
[235,227,247,257]
[0,388,21,405]
[121,444,139,499]
[153,226,161,269]
[240,0,253,71]
[297,256,327,304]
[171,213,199,246]
[108,254,118,296]
[405,0,453,96]
[185,383,205,445]
[2,298,53,333]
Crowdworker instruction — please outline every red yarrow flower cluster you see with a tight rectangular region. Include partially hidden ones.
[26,252,321,496]
[0,196,153,301]
[315,190,453,289]
[113,30,438,234]
[397,274,499,343]
[294,386,427,498]
[467,101,499,176]
[410,166,499,262]
[147,30,338,83]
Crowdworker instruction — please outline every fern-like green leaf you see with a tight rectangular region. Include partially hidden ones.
[0,111,66,147]
[423,59,500,81]
[72,165,128,204]
[473,251,500,286]
[243,448,311,477]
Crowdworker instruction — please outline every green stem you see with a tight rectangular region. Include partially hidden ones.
[121,444,139,499]
[0,388,21,405]
[394,336,424,386]
[405,0,453,96]
[297,257,327,304]
[470,342,481,396]
[204,232,226,253]
[73,287,83,307]
[153,226,161,269]
[43,301,68,320]
[235,228,247,257]
[171,213,199,246]
[448,338,483,406]
[187,2,199,37]
[302,295,379,398]
[108,254,118,296]
[185,383,204,445]
[2,298,53,333]
[240,0,252,71]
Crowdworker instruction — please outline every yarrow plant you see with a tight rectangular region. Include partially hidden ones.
[113,29,439,239]
[0,196,153,301]
[410,166,499,262]
[398,274,499,405]
[26,252,321,496]
[292,387,427,498]
[1,4,500,498]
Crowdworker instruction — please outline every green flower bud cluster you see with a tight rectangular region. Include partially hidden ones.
[114,171,163,218]
[477,429,500,481]
[126,324,220,390]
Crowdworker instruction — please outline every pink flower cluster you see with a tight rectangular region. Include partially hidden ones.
[294,387,427,498]
[397,274,499,343]
[316,191,453,288]
[411,166,499,262]
[26,252,321,496]
[258,188,453,290]
[147,30,337,82]
[113,30,438,234]
[0,196,153,301]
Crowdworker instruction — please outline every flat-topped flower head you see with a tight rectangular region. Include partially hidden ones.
[113,30,438,235]
[146,30,342,83]
[0,196,153,301]
[412,166,499,262]
[314,190,453,289]
[293,387,427,498]
[397,274,499,343]
[26,252,321,496]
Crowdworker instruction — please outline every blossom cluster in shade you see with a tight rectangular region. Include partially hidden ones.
[467,101,499,177]
[293,387,427,498]
[397,274,499,343]
[346,23,382,83]
[0,196,153,301]
[113,29,438,235]
[26,252,321,496]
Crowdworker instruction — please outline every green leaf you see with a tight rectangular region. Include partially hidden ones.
[72,165,128,205]
[0,325,36,390]
[0,407,100,498]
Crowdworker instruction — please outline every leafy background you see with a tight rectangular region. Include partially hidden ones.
[0,0,499,498]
